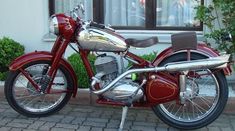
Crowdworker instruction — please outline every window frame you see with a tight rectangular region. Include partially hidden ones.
[49,0,203,31]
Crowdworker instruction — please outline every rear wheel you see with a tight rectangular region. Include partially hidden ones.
[4,60,73,117]
[152,53,228,130]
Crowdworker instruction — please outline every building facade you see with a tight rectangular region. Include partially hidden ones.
[0,0,206,55]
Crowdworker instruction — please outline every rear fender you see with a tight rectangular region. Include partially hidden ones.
[9,51,78,97]
[153,44,232,75]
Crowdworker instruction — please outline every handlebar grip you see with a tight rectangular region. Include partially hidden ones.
[90,22,105,29]
[221,33,233,42]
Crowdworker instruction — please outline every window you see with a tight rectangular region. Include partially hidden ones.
[49,0,203,31]
[104,0,145,27]
[156,0,201,28]
[52,0,93,20]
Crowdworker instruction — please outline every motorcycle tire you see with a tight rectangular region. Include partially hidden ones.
[4,60,73,117]
[152,53,228,130]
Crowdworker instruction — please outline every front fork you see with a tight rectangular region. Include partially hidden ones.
[41,38,71,93]
[17,37,70,94]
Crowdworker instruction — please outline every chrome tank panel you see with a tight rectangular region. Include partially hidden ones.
[77,28,128,52]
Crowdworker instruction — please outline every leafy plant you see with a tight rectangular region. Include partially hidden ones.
[0,37,24,80]
[140,52,157,61]
[68,53,96,88]
[128,52,157,67]
[195,0,235,54]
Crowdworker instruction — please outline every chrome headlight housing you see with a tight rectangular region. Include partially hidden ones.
[49,16,59,35]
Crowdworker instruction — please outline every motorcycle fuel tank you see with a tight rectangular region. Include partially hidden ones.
[77,27,128,52]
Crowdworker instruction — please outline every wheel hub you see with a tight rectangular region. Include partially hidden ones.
[185,78,199,99]
[26,75,43,94]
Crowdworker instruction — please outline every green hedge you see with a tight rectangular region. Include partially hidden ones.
[68,52,157,88]
[0,37,24,80]
[128,52,157,67]
[68,53,96,88]
[139,52,157,61]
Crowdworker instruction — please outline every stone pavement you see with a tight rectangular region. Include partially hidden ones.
[0,98,234,131]
[0,83,235,131]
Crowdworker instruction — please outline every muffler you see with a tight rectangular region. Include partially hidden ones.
[164,54,230,72]
[92,54,230,95]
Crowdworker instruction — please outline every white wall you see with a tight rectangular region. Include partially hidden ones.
[0,0,196,56]
[0,0,52,53]
[0,1,234,81]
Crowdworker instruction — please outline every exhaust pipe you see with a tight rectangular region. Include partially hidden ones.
[92,54,230,95]
[164,54,230,72]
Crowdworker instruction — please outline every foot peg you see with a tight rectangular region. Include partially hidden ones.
[119,106,128,131]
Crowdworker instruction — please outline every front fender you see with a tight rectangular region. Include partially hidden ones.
[153,44,232,75]
[9,51,78,97]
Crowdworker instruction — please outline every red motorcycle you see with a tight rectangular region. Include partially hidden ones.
[4,5,232,130]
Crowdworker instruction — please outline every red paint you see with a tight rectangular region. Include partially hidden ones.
[96,98,126,106]
[19,68,40,92]
[96,98,152,107]
[8,12,232,109]
[146,72,179,104]
[51,36,63,55]
[126,52,150,67]
[9,51,78,97]
[153,44,232,75]
[79,50,95,78]
[46,39,71,93]
[55,14,77,40]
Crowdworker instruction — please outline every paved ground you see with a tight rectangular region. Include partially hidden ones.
[0,98,234,131]
[0,83,235,131]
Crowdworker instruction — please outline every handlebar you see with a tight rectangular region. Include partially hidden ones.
[70,4,115,32]
[90,22,106,29]
[90,22,115,32]
[70,4,85,20]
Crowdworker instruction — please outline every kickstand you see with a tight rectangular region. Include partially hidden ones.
[119,106,128,131]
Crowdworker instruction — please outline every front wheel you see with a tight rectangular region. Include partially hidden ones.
[152,53,228,130]
[4,60,73,117]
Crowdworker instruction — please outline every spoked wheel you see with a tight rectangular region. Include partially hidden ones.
[152,54,228,130]
[4,60,73,117]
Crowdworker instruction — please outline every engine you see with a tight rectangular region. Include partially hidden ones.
[93,55,143,103]
[94,55,119,87]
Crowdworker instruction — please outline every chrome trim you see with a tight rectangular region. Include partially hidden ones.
[77,28,127,52]
[179,72,187,104]
[172,49,211,58]
[159,69,220,122]
[49,16,59,35]
[92,55,230,95]
[102,82,143,101]
[119,106,128,131]
[124,56,139,65]
[164,55,230,72]
[116,30,203,35]
[229,33,233,41]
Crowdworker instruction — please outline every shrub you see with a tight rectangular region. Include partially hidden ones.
[68,53,96,88]
[0,37,24,80]
[195,1,235,54]
[128,52,157,67]
[140,52,157,61]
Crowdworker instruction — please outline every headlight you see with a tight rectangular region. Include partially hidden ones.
[49,16,59,35]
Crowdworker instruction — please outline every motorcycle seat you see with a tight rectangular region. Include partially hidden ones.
[125,37,159,48]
